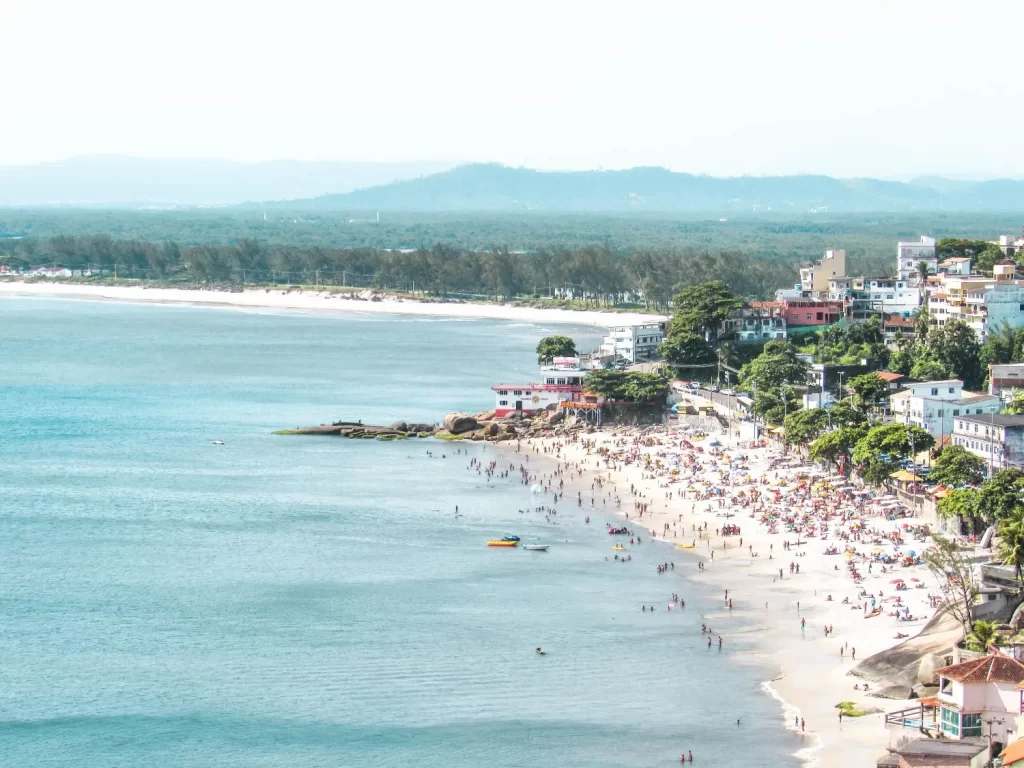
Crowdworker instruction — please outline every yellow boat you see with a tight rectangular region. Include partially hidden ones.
[487,540,519,547]
[676,544,695,549]
[612,545,626,551]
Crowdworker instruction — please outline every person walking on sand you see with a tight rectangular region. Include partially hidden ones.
[851,648,856,661]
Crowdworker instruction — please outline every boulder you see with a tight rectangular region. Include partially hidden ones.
[545,410,565,425]
[390,421,409,432]
[444,412,479,434]
[485,422,500,437]
[475,410,496,422]
[408,423,434,434]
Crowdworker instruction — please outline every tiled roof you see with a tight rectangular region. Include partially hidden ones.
[936,650,1024,684]
[875,372,905,382]
[1002,738,1024,766]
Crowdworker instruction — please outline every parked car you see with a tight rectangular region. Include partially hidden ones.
[722,388,735,396]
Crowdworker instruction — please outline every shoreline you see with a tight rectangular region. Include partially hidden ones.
[0,280,665,328]
[498,416,941,768]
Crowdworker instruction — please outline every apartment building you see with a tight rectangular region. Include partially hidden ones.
[889,379,1001,438]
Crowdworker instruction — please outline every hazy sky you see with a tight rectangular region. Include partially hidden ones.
[3,0,1022,178]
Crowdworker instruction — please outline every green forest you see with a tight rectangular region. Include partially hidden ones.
[1,210,1020,306]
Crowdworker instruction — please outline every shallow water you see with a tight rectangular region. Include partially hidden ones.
[0,298,799,767]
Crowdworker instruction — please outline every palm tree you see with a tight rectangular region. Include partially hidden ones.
[998,508,1024,581]
[916,260,930,318]
[965,619,999,652]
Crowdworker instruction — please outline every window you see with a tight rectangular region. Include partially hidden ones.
[961,713,982,738]
[941,706,959,737]
[498,390,509,396]
[513,390,523,396]
[499,400,508,406]
[949,387,955,394]
[953,409,960,416]
[523,391,531,396]
[977,408,983,414]
[556,378,567,385]
[931,388,938,396]
[545,378,555,384]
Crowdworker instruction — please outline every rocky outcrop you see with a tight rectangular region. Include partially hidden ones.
[443,412,479,434]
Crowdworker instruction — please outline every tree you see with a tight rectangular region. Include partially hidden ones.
[848,372,889,412]
[809,424,870,469]
[998,508,1024,582]
[536,335,576,364]
[666,281,743,338]
[965,620,998,652]
[889,338,917,376]
[826,400,868,428]
[929,445,986,487]
[784,408,829,445]
[928,320,982,390]
[584,370,669,404]
[852,423,934,485]
[1004,392,1024,415]
[659,329,716,370]
[909,355,951,382]
[937,487,980,520]
[740,340,809,392]
[923,534,980,635]
[975,469,1024,524]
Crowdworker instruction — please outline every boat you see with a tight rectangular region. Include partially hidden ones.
[612,545,626,551]
[676,544,695,549]
[502,535,521,542]
[524,544,549,551]
[487,539,519,547]
[211,440,224,445]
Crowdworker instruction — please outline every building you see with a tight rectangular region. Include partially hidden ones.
[883,314,917,343]
[889,380,1001,438]
[1001,737,1024,767]
[989,364,1024,399]
[897,235,938,282]
[491,357,588,418]
[952,414,1024,473]
[799,249,846,294]
[932,649,1024,751]
[995,232,1024,259]
[881,738,988,768]
[929,267,1024,342]
[599,323,665,363]
[775,298,844,328]
[875,371,910,394]
[722,304,787,341]
[939,256,973,276]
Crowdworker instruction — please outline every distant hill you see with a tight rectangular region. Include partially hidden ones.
[267,164,1024,213]
[0,156,454,207]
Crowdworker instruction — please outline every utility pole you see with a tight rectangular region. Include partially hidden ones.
[838,371,845,406]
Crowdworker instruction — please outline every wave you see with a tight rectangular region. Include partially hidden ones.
[761,678,824,767]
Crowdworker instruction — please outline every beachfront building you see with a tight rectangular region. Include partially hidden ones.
[599,323,665,363]
[932,650,1024,752]
[990,364,1024,399]
[799,248,846,294]
[775,298,844,329]
[723,304,787,341]
[929,265,1024,342]
[897,236,938,283]
[951,414,1024,473]
[889,380,1001,439]
[491,357,589,418]
[939,256,973,276]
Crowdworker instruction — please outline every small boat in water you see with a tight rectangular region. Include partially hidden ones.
[524,544,549,551]
[211,440,224,445]
[612,545,626,551]
[502,535,520,542]
[487,539,519,547]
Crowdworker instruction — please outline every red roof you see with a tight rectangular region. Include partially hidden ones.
[936,650,1024,684]
[875,372,905,382]
[1001,738,1024,766]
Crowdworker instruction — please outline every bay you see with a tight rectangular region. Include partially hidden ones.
[0,298,798,767]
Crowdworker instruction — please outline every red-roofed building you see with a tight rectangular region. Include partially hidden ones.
[933,650,1024,747]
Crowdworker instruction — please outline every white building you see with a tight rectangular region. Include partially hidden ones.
[889,379,1001,438]
[491,357,589,418]
[799,249,846,294]
[929,265,1024,341]
[995,233,1024,259]
[897,235,938,282]
[990,363,1024,398]
[938,256,972,276]
[952,413,1024,473]
[599,323,665,363]
[932,650,1024,746]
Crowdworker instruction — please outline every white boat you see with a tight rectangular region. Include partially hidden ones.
[523,544,549,551]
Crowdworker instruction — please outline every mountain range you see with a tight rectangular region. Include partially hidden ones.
[0,156,453,207]
[267,164,1024,213]
[2,158,1023,213]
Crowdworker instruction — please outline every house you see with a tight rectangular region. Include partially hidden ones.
[933,649,1024,752]
[939,256,973,276]
[722,304,787,341]
[897,236,938,283]
[1001,736,1024,767]
[951,414,1024,473]
[884,314,917,342]
[881,738,988,768]
[599,323,665,363]
[889,380,1001,438]
[799,248,846,294]
[491,358,589,418]
[989,363,1024,399]
[995,232,1024,259]
[774,298,845,328]
[875,371,910,393]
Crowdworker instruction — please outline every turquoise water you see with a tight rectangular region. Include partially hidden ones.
[0,298,798,768]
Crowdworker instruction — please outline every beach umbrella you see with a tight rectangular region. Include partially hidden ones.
[891,578,904,583]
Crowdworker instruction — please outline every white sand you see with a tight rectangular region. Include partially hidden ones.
[0,281,664,328]
[502,399,945,767]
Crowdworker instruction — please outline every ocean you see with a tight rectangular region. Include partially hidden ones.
[0,298,800,767]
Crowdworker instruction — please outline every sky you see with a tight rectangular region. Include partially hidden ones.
[2,0,1022,178]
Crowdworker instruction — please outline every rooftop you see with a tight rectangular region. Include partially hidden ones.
[1002,738,1024,765]
[896,738,986,758]
[936,649,1024,684]
[958,414,1024,428]
[959,392,999,404]
[875,371,906,382]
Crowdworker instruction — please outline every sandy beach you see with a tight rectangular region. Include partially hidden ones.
[498,401,946,768]
[0,281,664,328]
